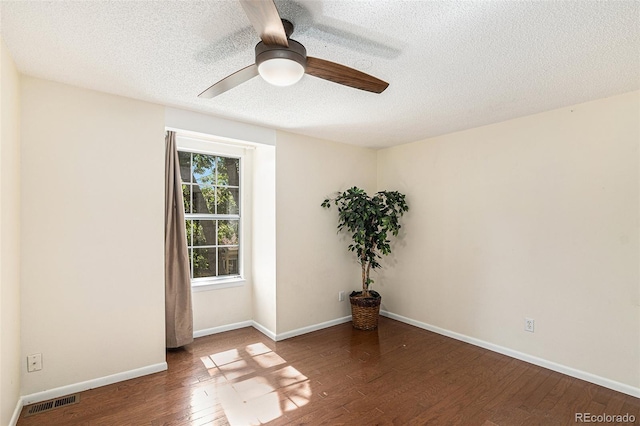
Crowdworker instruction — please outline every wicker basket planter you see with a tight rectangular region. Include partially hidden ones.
[350,291,381,330]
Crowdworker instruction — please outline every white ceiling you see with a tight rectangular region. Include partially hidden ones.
[1,1,638,148]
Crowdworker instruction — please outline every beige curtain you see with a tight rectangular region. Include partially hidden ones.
[164,131,193,348]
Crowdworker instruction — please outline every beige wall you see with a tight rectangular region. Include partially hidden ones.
[275,131,377,334]
[252,144,277,333]
[377,91,640,388]
[192,285,252,331]
[0,38,22,426]
[5,66,636,405]
[20,77,166,395]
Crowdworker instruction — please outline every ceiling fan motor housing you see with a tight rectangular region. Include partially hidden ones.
[255,40,307,70]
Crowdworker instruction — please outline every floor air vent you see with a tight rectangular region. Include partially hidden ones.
[24,394,79,417]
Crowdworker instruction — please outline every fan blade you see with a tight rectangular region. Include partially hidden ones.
[198,64,259,99]
[239,0,288,47]
[305,57,389,94]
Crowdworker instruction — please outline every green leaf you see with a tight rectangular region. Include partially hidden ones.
[322,186,408,289]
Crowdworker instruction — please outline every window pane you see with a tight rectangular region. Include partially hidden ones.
[216,187,240,215]
[217,157,240,186]
[218,220,239,245]
[192,220,216,246]
[180,147,242,282]
[182,184,191,213]
[178,151,191,183]
[185,220,192,246]
[193,184,215,214]
[218,247,239,275]
[193,248,216,278]
[193,153,216,186]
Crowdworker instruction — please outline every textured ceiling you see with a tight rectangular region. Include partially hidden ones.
[1,0,639,148]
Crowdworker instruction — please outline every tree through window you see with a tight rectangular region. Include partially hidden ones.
[178,151,240,280]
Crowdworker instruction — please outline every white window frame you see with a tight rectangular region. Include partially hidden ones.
[176,133,248,291]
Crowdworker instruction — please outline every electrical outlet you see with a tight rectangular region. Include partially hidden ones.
[27,353,42,372]
[525,318,535,333]
[338,291,345,302]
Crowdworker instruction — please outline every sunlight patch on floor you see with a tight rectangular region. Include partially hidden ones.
[198,342,311,425]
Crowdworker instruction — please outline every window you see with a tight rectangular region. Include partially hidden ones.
[178,150,241,282]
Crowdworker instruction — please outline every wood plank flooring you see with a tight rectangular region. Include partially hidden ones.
[17,317,640,425]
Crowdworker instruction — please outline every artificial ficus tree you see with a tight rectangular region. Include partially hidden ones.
[322,186,409,297]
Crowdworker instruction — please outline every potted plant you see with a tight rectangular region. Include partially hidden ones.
[321,186,409,330]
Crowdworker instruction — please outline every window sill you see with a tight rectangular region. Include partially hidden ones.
[191,277,245,292]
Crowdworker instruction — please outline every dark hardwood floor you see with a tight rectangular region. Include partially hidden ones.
[18,317,640,425]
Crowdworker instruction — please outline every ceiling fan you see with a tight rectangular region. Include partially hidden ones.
[198,0,389,99]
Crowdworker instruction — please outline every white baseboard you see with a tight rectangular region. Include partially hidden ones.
[251,321,277,341]
[194,317,353,343]
[380,310,640,398]
[193,320,253,338]
[10,397,23,426]
[275,316,352,341]
[20,362,168,406]
[193,319,278,341]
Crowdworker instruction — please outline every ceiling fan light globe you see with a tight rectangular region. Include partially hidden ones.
[258,58,305,87]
